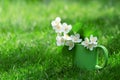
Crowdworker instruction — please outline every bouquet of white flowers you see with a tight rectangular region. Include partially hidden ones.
[51,17,108,70]
[51,17,98,51]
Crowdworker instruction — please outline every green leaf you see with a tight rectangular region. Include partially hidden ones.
[72,22,82,33]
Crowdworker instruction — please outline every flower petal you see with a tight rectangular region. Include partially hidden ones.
[55,17,61,22]
[63,34,71,40]
[62,23,72,33]
[71,34,82,43]
[56,36,65,46]
[65,40,74,50]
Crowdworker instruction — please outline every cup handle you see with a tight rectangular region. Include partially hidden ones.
[95,45,108,69]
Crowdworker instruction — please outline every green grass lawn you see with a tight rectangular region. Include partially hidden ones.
[0,0,120,80]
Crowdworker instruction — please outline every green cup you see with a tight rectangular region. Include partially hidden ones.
[74,44,108,70]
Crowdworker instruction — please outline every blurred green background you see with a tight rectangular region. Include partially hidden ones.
[0,0,120,80]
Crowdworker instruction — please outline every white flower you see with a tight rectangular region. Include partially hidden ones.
[51,17,63,33]
[62,23,72,34]
[65,40,74,50]
[71,34,82,43]
[56,36,65,46]
[51,17,99,51]
[54,23,63,33]
[90,35,97,44]
[81,38,89,47]
[63,34,71,40]
[51,17,61,28]
[81,35,98,51]
[87,43,97,51]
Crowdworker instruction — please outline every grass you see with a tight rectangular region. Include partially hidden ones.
[0,0,120,80]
